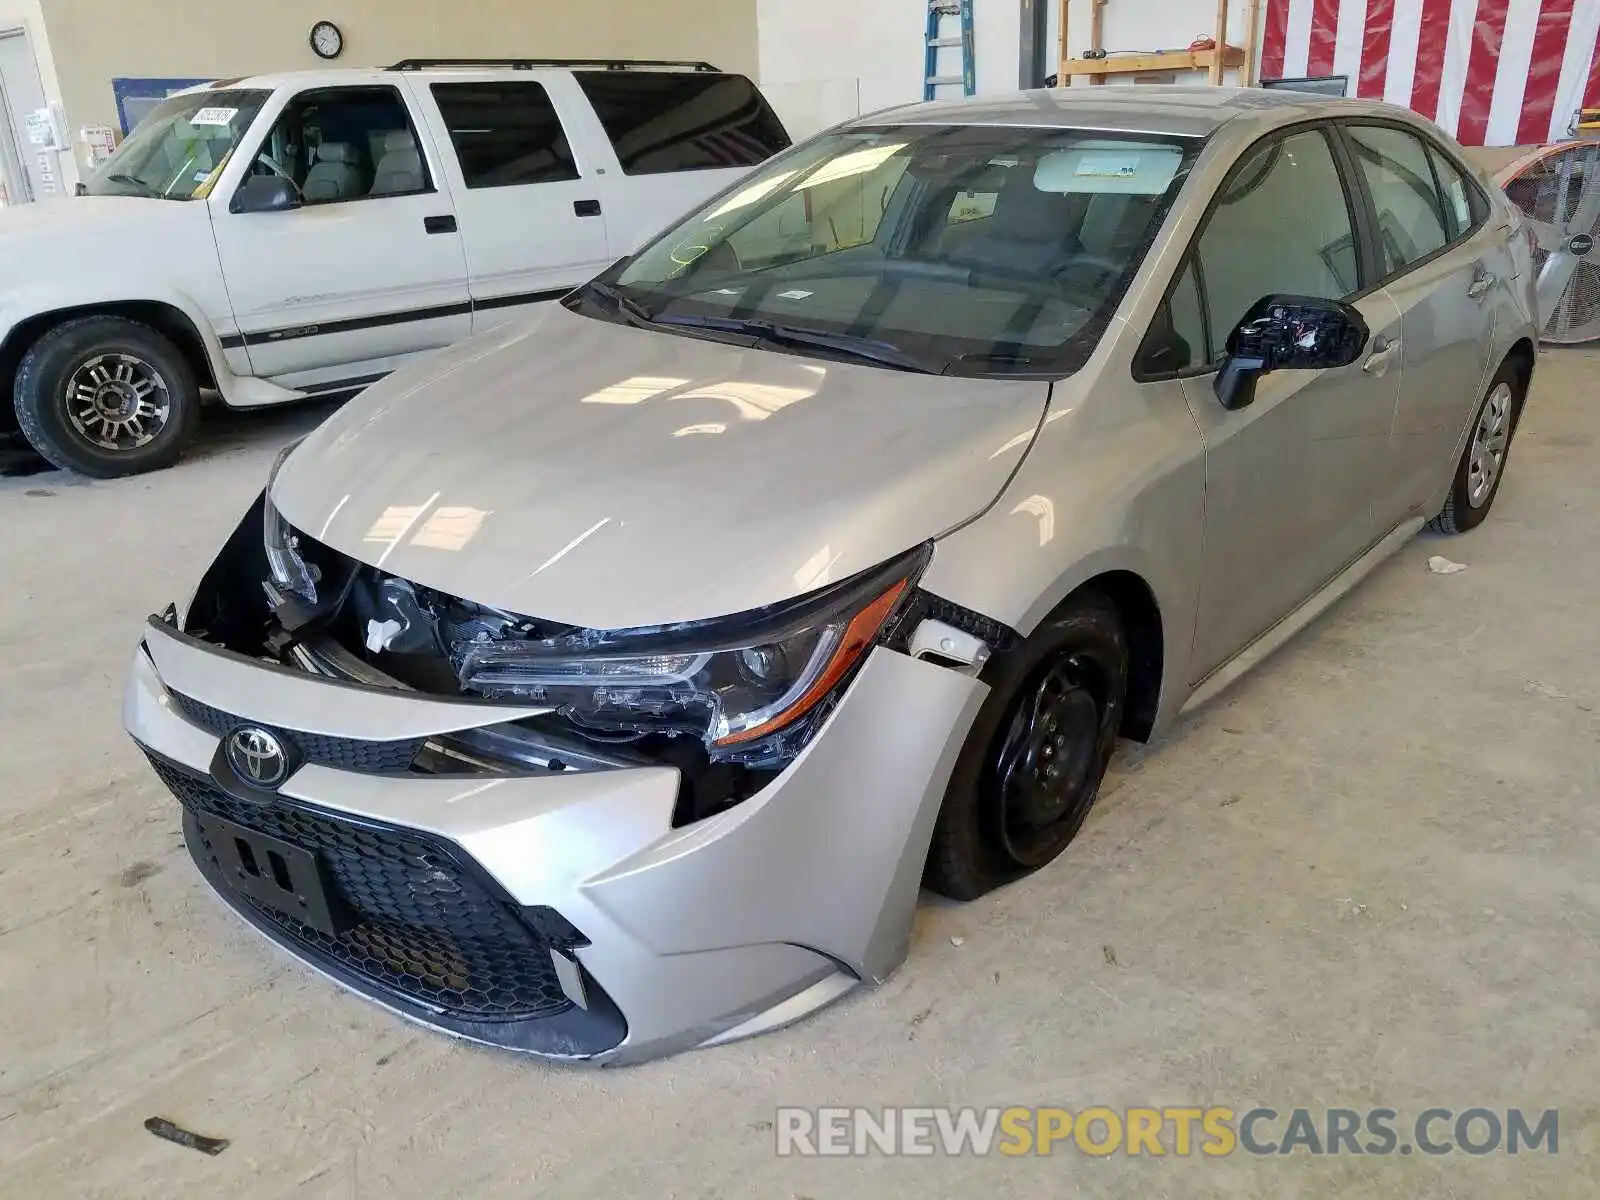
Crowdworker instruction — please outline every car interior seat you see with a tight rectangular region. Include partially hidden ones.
[955,179,1087,276]
[370,131,426,196]
[302,142,363,202]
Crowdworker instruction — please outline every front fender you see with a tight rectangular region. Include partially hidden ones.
[920,368,1208,737]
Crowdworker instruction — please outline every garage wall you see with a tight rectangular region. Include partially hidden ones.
[757,0,1260,139]
[0,0,73,195]
[39,0,759,136]
[0,0,59,95]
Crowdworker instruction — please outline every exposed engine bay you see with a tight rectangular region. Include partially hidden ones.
[180,490,928,824]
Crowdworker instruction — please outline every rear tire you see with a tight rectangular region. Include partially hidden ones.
[13,316,200,478]
[925,590,1128,901]
[1428,360,1523,535]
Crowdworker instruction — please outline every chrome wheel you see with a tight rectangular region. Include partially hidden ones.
[1467,382,1513,509]
[64,353,172,452]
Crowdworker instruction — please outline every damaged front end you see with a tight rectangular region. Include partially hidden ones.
[180,448,933,826]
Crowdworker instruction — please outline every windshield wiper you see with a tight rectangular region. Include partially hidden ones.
[653,315,937,374]
[582,280,658,328]
[945,349,1043,375]
[100,173,161,197]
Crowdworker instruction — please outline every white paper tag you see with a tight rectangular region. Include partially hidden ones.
[190,107,238,127]
[777,289,815,300]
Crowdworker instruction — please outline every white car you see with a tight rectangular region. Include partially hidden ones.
[0,58,791,477]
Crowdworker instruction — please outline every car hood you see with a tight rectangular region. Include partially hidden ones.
[272,304,1049,629]
[0,194,179,236]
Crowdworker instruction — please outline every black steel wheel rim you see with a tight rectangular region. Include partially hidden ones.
[989,653,1110,866]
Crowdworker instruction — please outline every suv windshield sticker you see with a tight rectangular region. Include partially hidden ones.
[190,107,239,127]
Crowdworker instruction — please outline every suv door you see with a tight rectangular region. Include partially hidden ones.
[1338,122,1506,517]
[1142,126,1405,683]
[211,84,470,391]
[413,76,613,333]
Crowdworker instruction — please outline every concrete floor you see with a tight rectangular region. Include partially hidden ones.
[1,349,1597,1199]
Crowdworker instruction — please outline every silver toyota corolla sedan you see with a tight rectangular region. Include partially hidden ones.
[125,87,1537,1064]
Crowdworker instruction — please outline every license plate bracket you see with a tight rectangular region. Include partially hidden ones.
[196,812,352,937]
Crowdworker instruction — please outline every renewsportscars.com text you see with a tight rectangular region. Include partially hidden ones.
[775,1106,1558,1158]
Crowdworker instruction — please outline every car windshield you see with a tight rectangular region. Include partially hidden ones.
[584,124,1200,375]
[83,89,270,201]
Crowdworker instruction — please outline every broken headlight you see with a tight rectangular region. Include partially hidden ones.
[456,547,928,754]
[263,440,320,606]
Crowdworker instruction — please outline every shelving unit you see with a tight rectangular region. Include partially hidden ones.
[1056,44,1245,80]
[1056,0,1249,87]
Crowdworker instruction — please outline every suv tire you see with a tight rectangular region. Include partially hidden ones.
[14,316,200,478]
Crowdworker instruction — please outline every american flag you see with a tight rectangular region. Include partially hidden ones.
[1260,0,1600,146]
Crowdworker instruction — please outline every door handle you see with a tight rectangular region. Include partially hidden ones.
[1362,334,1401,375]
[423,215,457,235]
[1466,271,1496,300]
[573,199,602,218]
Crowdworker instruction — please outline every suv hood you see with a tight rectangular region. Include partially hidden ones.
[273,304,1048,629]
[0,194,180,236]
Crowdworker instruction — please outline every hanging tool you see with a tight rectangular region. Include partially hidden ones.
[925,0,977,101]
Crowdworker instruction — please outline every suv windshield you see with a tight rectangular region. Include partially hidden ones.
[84,89,271,201]
[582,124,1199,375]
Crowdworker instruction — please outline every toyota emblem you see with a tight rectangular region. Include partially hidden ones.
[226,726,289,788]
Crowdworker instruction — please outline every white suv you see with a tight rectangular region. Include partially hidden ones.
[0,58,791,476]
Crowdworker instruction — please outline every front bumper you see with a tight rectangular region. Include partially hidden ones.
[124,617,986,1064]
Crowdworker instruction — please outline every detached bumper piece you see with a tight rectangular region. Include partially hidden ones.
[143,752,627,1057]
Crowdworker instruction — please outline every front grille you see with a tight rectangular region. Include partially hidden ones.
[145,753,578,1021]
[170,691,427,775]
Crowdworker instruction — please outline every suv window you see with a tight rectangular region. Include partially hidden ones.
[573,71,791,176]
[1346,125,1452,274]
[1139,129,1359,373]
[244,86,431,204]
[431,82,580,188]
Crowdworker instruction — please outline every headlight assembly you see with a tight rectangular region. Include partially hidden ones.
[455,546,928,756]
[263,440,320,607]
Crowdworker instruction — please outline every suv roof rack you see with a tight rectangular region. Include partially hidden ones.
[387,57,721,73]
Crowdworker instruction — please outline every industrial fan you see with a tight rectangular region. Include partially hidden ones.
[1498,132,1600,345]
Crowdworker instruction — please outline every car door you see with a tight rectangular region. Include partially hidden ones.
[568,69,794,256]
[408,75,613,334]
[1338,122,1506,516]
[210,83,471,391]
[1161,126,1405,682]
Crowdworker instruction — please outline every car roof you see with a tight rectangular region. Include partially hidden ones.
[856,85,1424,139]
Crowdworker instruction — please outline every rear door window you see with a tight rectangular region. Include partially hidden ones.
[573,71,791,175]
[1345,124,1453,275]
[1425,142,1487,240]
[431,82,580,188]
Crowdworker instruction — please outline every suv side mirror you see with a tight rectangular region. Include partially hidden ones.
[1214,294,1370,411]
[232,176,300,215]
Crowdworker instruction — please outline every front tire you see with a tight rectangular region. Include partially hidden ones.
[925,590,1128,901]
[13,316,200,478]
[1428,360,1523,535]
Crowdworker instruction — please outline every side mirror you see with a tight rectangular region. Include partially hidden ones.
[1213,294,1370,411]
[231,175,300,215]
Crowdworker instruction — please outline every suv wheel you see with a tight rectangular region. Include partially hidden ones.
[13,316,200,478]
